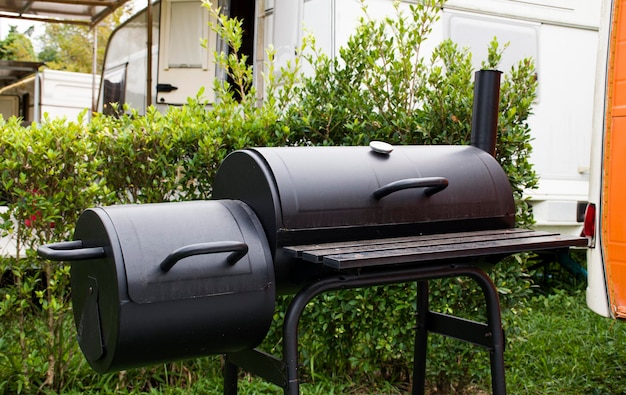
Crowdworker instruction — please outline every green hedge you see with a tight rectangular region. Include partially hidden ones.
[0,1,538,393]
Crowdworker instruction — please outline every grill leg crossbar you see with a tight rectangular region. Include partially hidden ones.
[224,348,288,394]
[224,264,506,395]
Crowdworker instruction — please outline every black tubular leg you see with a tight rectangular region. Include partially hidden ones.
[223,357,239,395]
[466,269,506,395]
[412,281,429,395]
[281,264,506,395]
[283,277,344,394]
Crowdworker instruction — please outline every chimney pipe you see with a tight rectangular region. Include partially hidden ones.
[471,69,502,157]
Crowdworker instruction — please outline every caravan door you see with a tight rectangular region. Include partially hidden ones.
[156,0,217,105]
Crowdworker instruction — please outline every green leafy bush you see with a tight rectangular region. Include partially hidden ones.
[0,114,108,392]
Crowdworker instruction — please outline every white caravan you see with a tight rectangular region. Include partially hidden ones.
[0,67,97,124]
[98,0,602,236]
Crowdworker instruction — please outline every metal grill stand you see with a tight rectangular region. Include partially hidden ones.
[224,264,505,395]
[223,229,588,395]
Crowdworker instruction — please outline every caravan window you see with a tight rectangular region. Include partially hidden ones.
[166,0,206,68]
[102,64,127,116]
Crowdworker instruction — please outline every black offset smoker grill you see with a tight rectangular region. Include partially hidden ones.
[38,71,588,395]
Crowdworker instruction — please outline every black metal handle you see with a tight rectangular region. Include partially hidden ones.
[159,241,249,272]
[38,240,106,261]
[156,83,178,92]
[373,177,449,200]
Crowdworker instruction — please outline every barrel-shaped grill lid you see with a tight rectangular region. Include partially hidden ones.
[213,145,516,250]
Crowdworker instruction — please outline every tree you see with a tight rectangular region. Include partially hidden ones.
[0,25,37,61]
[37,6,132,73]
[38,24,96,72]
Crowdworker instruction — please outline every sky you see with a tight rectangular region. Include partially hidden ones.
[0,18,43,40]
[0,17,45,52]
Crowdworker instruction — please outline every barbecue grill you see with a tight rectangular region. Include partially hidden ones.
[38,70,588,395]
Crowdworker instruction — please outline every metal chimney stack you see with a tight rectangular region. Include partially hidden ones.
[471,69,502,157]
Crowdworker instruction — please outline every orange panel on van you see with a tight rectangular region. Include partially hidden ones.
[603,0,626,317]
[613,22,626,116]
[604,117,626,317]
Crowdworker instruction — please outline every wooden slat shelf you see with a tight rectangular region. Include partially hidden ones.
[284,229,588,270]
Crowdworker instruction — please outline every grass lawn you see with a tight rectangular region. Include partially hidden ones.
[62,289,626,395]
[504,289,626,394]
[4,286,625,394]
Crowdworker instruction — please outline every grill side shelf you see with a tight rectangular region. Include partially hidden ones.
[283,229,588,270]
[283,228,533,259]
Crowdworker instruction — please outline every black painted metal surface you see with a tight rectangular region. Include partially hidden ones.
[471,69,502,156]
[40,200,275,373]
[213,144,516,292]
